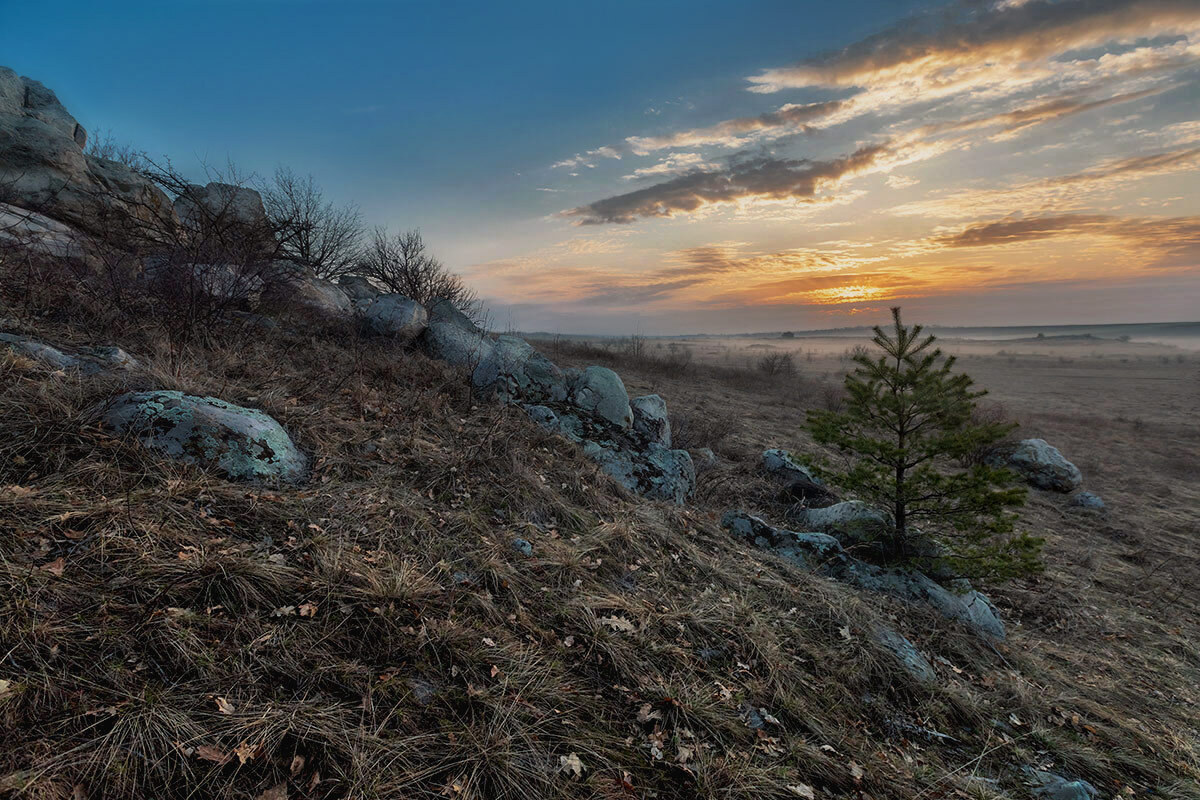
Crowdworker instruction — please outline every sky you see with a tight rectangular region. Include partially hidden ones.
[3,0,1199,334]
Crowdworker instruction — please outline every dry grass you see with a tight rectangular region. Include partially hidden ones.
[0,300,1197,798]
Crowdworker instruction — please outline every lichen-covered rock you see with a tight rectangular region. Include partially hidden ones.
[1024,769,1098,800]
[990,438,1082,492]
[427,297,480,333]
[842,564,1006,640]
[361,294,428,339]
[174,182,268,230]
[872,625,937,684]
[98,390,307,483]
[421,321,494,367]
[778,477,840,509]
[631,394,671,447]
[473,336,566,405]
[1,333,138,374]
[794,500,891,545]
[337,275,378,302]
[1069,490,1105,510]
[569,366,633,429]
[721,510,843,569]
[762,448,822,485]
[582,440,695,505]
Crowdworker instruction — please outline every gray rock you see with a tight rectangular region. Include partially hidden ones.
[568,366,633,429]
[582,440,695,505]
[1025,769,1097,800]
[427,297,480,333]
[337,275,378,302]
[1,332,78,370]
[778,477,840,509]
[762,448,822,485]
[583,440,637,493]
[794,501,891,545]
[511,538,533,557]
[421,321,494,368]
[472,335,566,405]
[174,181,267,230]
[872,625,937,684]
[990,438,1082,492]
[361,294,428,340]
[1,333,138,375]
[721,510,844,569]
[98,390,306,483]
[692,447,717,469]
[1069,491,1105,510]
[525,404,560,431]
[0,202,86,259]
[631,394,671,447]
[843,564,1006,640]
[287,276,352,318]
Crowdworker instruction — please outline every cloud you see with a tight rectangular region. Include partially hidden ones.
[746,0,1200,93]
[622,152,715,180]
[563,143,894,224]
[625,100,847,154]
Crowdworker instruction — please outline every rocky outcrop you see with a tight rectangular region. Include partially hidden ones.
[989,438,1082,492]
[0,202,86,258]
[421,321,493,367]
[277,274,353,318]
[792,501,892,546]
[567,366,633,429]
[0,66,175,235]
[631,394,671,447]
[337,275,378,302]
[2,332,138,374]
[722,510,844,569]
[472,335,566,404]
[174,181,267,230]
[428,297,480,333]
[361,294,428,339]
[97,390,306,483]
[1025,769,1098,800]
[762,448,821,485]
[872,625,937,684]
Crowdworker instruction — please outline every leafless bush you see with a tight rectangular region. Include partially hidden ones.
[356,227,483,322]
[84,128,148,171]
[262,166,363,279]
[757,351,796,376]
[671,408,737,452]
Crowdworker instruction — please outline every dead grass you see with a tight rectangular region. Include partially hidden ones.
[0,305,1197,798]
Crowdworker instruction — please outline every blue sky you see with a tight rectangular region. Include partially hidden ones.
[4,0,1199,333]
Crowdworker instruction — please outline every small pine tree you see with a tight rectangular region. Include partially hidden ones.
[806,307,1041,581]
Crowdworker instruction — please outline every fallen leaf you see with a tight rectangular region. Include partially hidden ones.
[482,637,496,647]
[257,783,288,800]
[0,679,12,697]
[298,602,318,617]
[559,752,585,778]
[788,783,817,799]
[4,485,36,497]
[290,754,306,776]
[214,696,235,715]
[637,703,663,724]
[490,664,500,678]
[849,762,864,782]
[41,557,65,576]
[599,616,636,633]
[195,745,232,765]
[234,740,261,765]
[676,743,694,764]
[839,625,852,641]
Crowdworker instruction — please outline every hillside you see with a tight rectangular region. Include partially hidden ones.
[2,67,1199,800]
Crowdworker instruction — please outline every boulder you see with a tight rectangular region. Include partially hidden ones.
[1069,490,1104,510]
[777,477,840,509]
[1025,769,1097,800]
[721,510,844,569]
[1,332,138,374]
[287,275,352,318]
[692,447,718,470]
[631,394,671,447]
[0,202,86,259]
[0,70,86,145]
[793,501,891,545]
[421,321,494,367]
[762,448,822,485]
[568,366,633,429]
[361,294,428,340]
[989,438,1082,492]
[337,275,378,302]
[427,297,479,333]
[98,390,306,483]
[842,564,1006,640]
[872,625,937,684]
[582,440,695,505]
[472,335,566,405]
[174,182,267,230]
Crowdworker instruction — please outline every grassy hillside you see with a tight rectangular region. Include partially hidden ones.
[1,303,1198,799]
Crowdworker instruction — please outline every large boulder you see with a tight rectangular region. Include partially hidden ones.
[174,181,267,230]
[872,625,937,684]
[279,275,353,318]
[721,510,844,569]
[990,438,1082,492]
[472,335,566,404]
[98,390,306,483]
[427,297,480,333]
[421,321,494,367]
[631,394,671,447]
[568,366,633,429]
[581,439,695,505]
[0,202,86,258]
[842,564,1006,640]
[1,332,138,374]
[762,448,822,485]
[361,294,428,339]
[793,501,891,545]
[337,275,378,302]
[0,67,176,234]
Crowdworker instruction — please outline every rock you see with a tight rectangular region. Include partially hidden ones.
[1025,769,1097,800]
[990,438,1082,492]
[692,447,717,469]
[286,275,352,318]
[793,501,891,545]
[421,321,494,367]
[872,625,937,684]
[174,182,268,230]
[337,275,378,302]
[568,366,633,429]
[762,448,822,485]
[1,333,138,374]
[582,440,695,505]
[0,67,175,234]
[721,510,844,569]
[98,390,307,483]
[630,394,671,447]
[427,297,479,333]
[525,404,560,431]
[511,538,533,557]
[1069,490,1105,510]
[0,202,86,259]
[472,336,566,405]
[777,477,840,509]
[843,564,1006,640]
[361,294,428,339]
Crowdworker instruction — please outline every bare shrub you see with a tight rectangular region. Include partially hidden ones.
[671,408,737,452]
[84,128,148,171]
[356,227,482,321]
[757,351,796,377]
[262,166,363,279]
